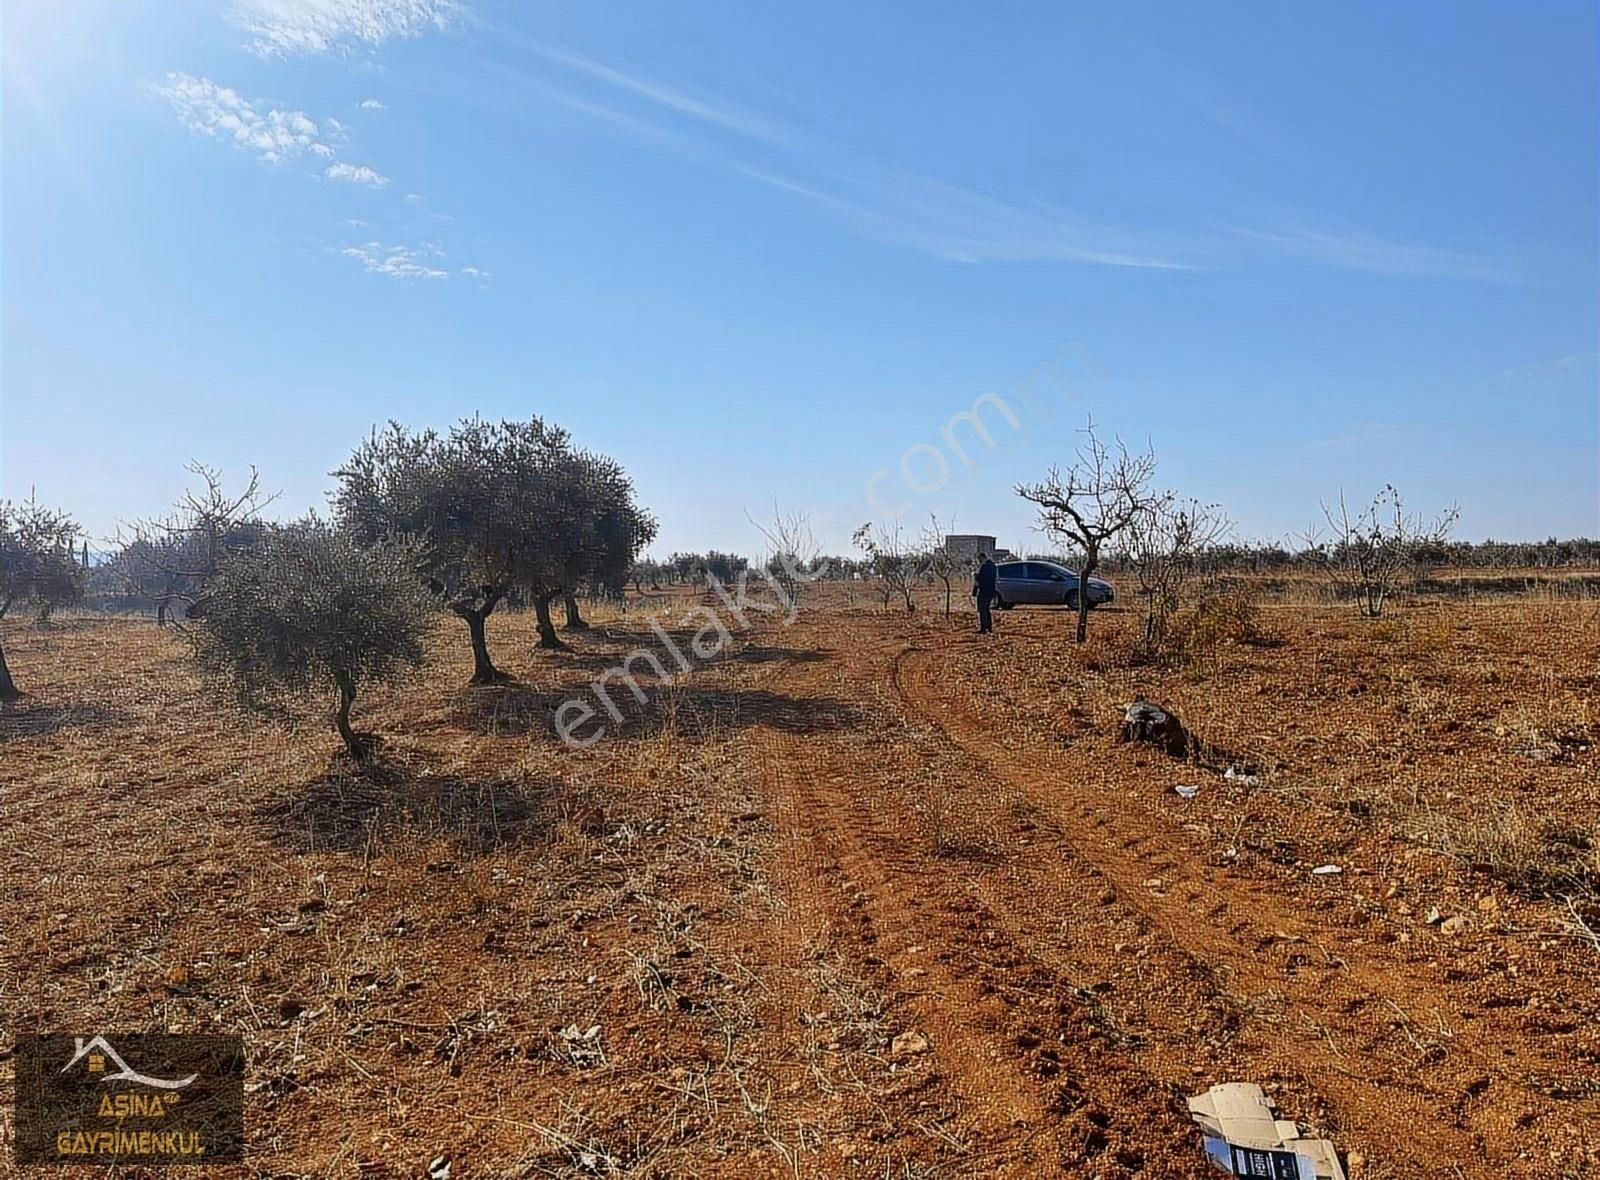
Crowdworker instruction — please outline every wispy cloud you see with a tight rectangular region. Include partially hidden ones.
[359,97,386,111]
[1492,352,1596,382]
[233,0,459,57]
[153,73,331,164]
[519,39,788,145]
[325,161,389,186]
[501,40,1492,278]
[1232,226,1500,280]
[499,48,1193,269]
[751,167,1196,269]
[155,71,397,195]
[342,240,449,279]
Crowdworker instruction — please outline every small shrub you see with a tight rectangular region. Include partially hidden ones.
[1173,584,1267,667]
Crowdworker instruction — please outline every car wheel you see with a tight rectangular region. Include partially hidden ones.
[1065,591,1079,610]
[995,596,1013,610]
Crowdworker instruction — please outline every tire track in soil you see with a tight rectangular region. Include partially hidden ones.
[892,638,1589,1178]
[757,628,1211,1178]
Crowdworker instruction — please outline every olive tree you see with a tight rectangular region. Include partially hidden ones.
[1018,419,1160,644]
[337,418,561,681]
[336,417,655,671]
[189,520,433,761]
[0,497,85,700]
[520,447,656,649]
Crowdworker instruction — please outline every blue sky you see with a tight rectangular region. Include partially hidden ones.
[3,0,1596,557]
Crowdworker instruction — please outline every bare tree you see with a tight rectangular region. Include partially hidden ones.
[115,464,272,625]
[920,514,965,619]
[1305,485,1459,617]
[1017,419,1160,643]
[853,521,925,612]
[1124,498,1231,653]
[189,520,434,761]
[0,496,85,701]
[750,502,823,607]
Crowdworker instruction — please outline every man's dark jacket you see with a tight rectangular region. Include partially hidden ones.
[975,558,997,596]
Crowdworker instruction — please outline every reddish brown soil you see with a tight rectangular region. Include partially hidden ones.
[1,586,1596,1178]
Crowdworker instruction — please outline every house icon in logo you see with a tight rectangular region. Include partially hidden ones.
[61,1037,197,1090]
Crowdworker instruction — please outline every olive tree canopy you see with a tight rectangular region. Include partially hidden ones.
[335,416,655,674]
[188,519,434,760]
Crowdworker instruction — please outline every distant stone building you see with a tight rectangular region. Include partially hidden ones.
[942,534,1012,562]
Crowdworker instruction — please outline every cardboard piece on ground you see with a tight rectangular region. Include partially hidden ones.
[1187,1082,1348,1180]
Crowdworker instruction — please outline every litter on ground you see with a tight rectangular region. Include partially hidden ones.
[1187,1082,1347,1179]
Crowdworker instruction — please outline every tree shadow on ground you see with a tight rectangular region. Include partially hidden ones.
[541,647,633,672]
[719,645,827,666]
[255,762,562,855]
[935,839,1008,865]
[0,700,123,743]
[451,680,864,741]
[544,635,829,674]
[580,623,707,650]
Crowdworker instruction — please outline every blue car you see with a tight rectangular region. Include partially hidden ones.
[993,560,1115,609]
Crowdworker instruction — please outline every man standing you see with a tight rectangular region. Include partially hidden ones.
[973,551,998,634]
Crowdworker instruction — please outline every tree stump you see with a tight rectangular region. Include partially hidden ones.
[1118,700,1189,758]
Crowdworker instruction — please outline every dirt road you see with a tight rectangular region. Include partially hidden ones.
[748,609,1599,1179]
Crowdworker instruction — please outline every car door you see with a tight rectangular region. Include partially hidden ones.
[1020,562,1056,604]
[995,562,1027,603]
[1031,563,1073,605]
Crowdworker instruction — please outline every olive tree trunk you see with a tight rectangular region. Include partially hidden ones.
[456,611,499,682]
[0,642,19,703]
[534,591,566,650]
[0,597,18,701]
[453,588,508,684]
[563,591,588,630]
[332,673,369,761]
